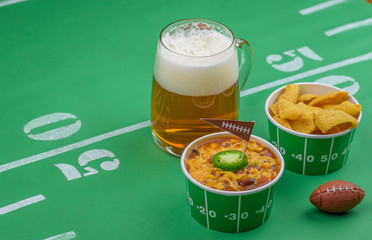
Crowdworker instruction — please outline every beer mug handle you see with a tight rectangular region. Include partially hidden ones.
[236,38,253,91]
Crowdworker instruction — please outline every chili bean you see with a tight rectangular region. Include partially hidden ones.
[238,178,255,186]
[192,149,199,155]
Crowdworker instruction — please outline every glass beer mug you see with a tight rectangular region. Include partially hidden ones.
[151,19,253,156]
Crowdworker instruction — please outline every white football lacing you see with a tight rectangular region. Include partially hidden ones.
[326,185,354,195]
[221,121,251,134]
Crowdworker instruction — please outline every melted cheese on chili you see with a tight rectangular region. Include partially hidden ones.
[185,137,281,191]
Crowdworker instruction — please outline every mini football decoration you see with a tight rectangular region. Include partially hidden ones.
[309,180,365,213]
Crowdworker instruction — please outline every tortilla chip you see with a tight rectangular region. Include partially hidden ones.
[321,101,362,117]
[314,109,359,134]
[289,116,317,134]
[309,91,349,107]
[298,93,318,103]
[273,115,292,130]
[278,98,301,120]
[279,84,300,103]
[269,101,279,116]
[296,102,322,118]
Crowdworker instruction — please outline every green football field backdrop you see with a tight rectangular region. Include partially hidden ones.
[1,0,371,239]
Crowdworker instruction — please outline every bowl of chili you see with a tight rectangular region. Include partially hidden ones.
[180,132,284,232]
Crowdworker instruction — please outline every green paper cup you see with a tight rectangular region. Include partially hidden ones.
[265,82,362,175]
[180,132,284,233]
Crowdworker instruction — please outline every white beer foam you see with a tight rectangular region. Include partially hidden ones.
[154,23,239,96]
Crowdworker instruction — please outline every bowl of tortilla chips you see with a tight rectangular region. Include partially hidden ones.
[265,82,362,175]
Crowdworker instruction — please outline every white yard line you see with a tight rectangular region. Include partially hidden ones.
[299,0,347,15]
[343,130,354,166]
[277,128,280,155]
[0,194,45,215]
[303,138,307,175]
[204,190,209,229]
[325,17,372,36]
[262,187,272,224]
[44,231,76,240]
[236,195,241,233]
[0,0,27,8]
[325,138,335,174]
[186,179,192,215]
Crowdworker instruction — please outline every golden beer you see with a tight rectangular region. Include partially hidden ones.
[151,19,252,156]
[151,77,239,153]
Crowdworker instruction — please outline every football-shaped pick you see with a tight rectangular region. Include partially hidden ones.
[309,180,365,213]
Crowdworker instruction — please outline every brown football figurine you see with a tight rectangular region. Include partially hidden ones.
[309,180,365,213]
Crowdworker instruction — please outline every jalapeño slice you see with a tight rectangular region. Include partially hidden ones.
[213,150,248,172]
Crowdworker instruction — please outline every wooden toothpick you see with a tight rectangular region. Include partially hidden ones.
[241,140,249,161]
